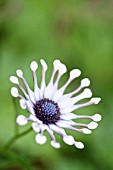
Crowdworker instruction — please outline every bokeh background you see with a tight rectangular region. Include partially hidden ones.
[0,0,113,169]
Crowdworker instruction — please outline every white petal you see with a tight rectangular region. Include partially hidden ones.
[90,98,101,104]
[45,125,56,141]
[10,76,19,84]
[56,120,75,128]
[40,59,48,99]
[59,88,92,109]
[53,62,67,90]
[52,69,81,102]
[32,71,40,101]
[49,124,66,136]
[32,122,40,132]
[58,62,67,74]
[20,99,26,109]
[16,115,28,125]
[25,99,33,108]
[26,101,35,115]
[44,84,56,99]
[27,106,35,115]
[60,106,75,114]
[52,88,65,102]
[30,61,38,72]
[81,78,90,87]
[40,59,48,71]
[87,122,98,129]
[82,128,92,134]
[71,88,92,104]
[16,69,23,78]
[11,87,19,97]
[53,60,61,71]
[73,97,101,110]
[58,97,73,109]
[63,135,75,145]
[19,73,36,104]
[28,114,41,123]
[92,114,102,122]
[70,69,81,79]
[60,113,78,120]
[39,124,47,132]
[35,134,47,144]
[75,142,84,149]
[47,60,60,86]
[63,78,90,98]
[44,60,61,99]
[28,90,36,104]
[51,141,61,148]
[82,88,92,98]
[45,60,66,100]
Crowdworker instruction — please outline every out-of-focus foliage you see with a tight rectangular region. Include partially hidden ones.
[0,0,113,169]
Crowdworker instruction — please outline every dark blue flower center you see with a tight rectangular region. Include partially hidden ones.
[34,98,60,125]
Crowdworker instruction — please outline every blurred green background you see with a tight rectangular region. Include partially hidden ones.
[0,0,113,169]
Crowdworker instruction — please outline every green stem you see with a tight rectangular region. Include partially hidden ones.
[3,127,32,151]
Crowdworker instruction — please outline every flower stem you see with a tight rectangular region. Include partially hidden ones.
[3,127,32,151]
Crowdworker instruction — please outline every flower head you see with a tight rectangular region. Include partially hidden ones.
[10,59,101,149]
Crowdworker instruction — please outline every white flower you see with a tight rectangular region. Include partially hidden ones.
[10,59,102,149]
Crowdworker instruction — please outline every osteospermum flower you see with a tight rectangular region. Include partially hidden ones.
[10,59,101,149]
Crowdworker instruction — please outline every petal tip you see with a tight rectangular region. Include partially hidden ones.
[35,134,47,145]
[11,87,19,97]
[40,59,48,71]
[16,115,28,126]
[70,69,81,79]
[63,135,75,145]
[75,142,84,149]
[30,61,38,71]
[59,63,67,74]
[51,141,61,149]
[88,122,98,129]
[82,128,92,134]
[81,78,90,87]
[20,99,26,109]
[16,69,23,78]
[53,60,61,70]
[9,76,19,84]
[92,114,102,122]
[83,88,92,98]
[90,97,101,104]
